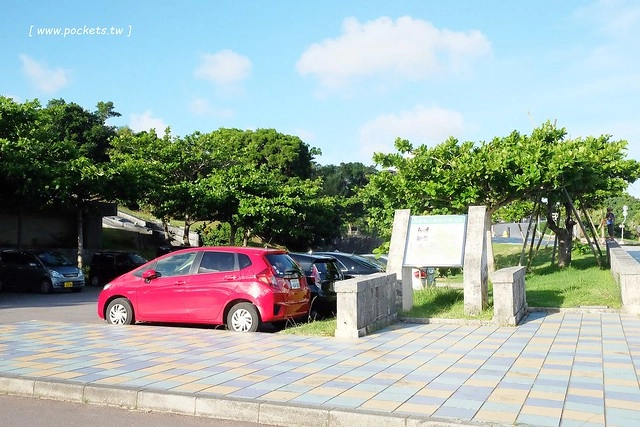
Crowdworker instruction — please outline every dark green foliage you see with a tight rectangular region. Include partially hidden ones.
[0,96,120,210]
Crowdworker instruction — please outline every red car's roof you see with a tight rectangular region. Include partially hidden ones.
[169,246,286,255]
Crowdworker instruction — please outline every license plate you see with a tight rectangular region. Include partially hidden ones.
[64,282,73,288]
[289,278,300,289]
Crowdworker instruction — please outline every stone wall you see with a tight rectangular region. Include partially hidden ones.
[334,273,399,338]
[608,242,640,314]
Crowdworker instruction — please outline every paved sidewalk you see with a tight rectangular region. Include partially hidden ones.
[1,312,640,426]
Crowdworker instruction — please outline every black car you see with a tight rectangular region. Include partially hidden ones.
[0,249,85,293]
[313,251,384,276]
[289,252,344,318]
[89,251,147,287]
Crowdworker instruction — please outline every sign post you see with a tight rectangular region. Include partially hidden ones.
[388,210,469,312]
[388,206,488,315]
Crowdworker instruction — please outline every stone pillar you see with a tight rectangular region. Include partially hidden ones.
[463,206,488,316]
[492,266,527,326]
[387,209,412,311]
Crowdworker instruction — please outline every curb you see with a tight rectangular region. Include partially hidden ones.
[0,375,503,427]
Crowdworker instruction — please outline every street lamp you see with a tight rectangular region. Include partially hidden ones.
[621,205,628,244]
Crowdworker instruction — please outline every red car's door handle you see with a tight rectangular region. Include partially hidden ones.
[174,280,187,285]
[223,275,237,281]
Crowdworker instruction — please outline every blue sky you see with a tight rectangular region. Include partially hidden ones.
[2,0,640,196]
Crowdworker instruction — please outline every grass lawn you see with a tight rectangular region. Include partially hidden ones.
[493,242,620,309]
[282,242,622,336]
[404,243,621,320]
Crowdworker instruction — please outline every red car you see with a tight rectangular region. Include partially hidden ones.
[97,246,310,332]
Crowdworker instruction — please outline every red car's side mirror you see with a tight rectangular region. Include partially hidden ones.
[142,269,161,283]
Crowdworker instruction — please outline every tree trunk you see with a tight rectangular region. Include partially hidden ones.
[242,228,252,247]
[76,207,84,269]
[182,221,191,245]
[556,228,572,267]
[229,224,237,246]
[544,201,576,268]
[162,219,171,242]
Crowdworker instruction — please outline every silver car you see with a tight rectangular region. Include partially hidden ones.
[0,249,85,293]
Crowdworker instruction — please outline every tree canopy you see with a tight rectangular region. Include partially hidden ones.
[361,121,640,266]
[109,127,341,249]
[3,95,639,265]
[0,96,120,211]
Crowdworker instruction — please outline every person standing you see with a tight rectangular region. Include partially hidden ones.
[605,207,615,241]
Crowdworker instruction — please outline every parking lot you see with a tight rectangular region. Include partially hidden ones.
[0,286,288,334]
[0,286,103,324]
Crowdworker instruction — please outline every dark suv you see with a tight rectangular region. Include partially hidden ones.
[89,251,147,287]
[289,252,344,318]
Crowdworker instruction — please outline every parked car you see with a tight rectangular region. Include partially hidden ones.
[361,253,432,286]
[89,251,148,287]
[313,251,384,276]
[288,252,344,318]
[97,246,310,332]
[360,253,388,269]
[0,249,85,293]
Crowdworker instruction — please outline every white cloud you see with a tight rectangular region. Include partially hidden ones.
[195,49,252,93]
[296,16,491,93]
[358,105,465,161]
[189,97,235,119]
[19,54,69,93]
[129,111,168,135]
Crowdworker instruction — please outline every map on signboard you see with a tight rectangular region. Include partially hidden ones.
[403,215,467,267]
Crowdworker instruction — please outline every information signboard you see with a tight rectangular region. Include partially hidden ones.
[403,215,467,267]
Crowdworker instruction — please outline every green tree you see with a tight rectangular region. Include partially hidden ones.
[42,99,120,163]
[109,128,211,244]
[110,127,340,249]
[197,128,339,248]
[314,162,378,235]
[315,162,377,198]
[0,97,44,209]
[0,97,122,266]
[106,127,168,210]
[362,121,640,267]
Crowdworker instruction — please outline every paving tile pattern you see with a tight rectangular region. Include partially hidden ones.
[1,312,639,426]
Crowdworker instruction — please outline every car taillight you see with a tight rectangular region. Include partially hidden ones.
[311,265,321,285]
[256,268,279,288]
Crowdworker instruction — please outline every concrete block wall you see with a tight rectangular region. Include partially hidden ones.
[492,266,527,326]
[608,243,640,314]
[334,273,399,338]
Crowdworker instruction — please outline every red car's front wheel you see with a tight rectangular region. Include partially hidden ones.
[106,298,135,325]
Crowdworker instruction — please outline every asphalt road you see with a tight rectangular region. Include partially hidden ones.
[0,394,273,427]
[0,285,292,330]
[0,285,103,324]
